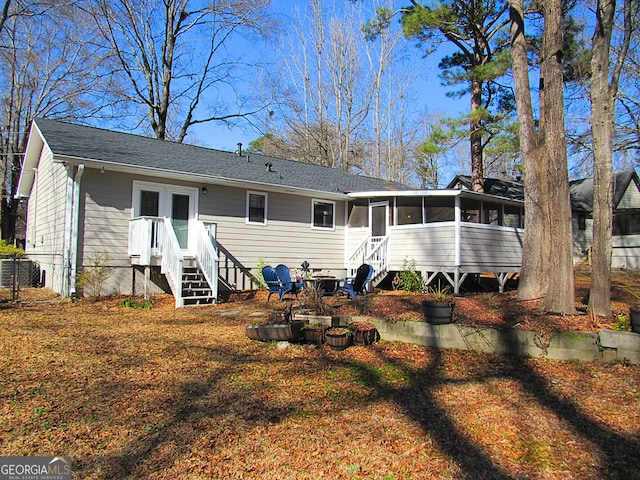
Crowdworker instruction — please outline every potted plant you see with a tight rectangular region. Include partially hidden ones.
[624,287,640,334]
[293,283,339,326]
[245,304,306,342]
[348,321,379,346]
[421,281,455,325]
[324,326,353,351]
[303,323,327,345]
[616,281,640,333]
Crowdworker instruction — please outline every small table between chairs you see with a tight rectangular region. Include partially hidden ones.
[307,275,340,296]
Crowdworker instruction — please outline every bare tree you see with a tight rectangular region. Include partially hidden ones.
[509,0,575,314]
[275,0,371,170]
[613,7,640,165]
[88,0,276,143]
[588,0,634,318]
[0,2,115,242]
[268,0,421,184]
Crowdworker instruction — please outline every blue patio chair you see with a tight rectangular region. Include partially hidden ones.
[274,264,305,301]
[337,264,374,300]
[262,265,283,302]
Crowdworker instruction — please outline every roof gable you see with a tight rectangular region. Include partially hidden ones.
[447,171,640,212]
[26,118,409,196]
[569,170,640,212]
[446,175,524,201]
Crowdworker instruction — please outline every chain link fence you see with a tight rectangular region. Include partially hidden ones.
[0,255,43,302]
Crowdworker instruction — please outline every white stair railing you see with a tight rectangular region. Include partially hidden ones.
[347,234,390,281]
[129,216,161,263]
[193,221,218,302]
[157,218,184,308]
[347,237,369,276]
[367,236,389,280]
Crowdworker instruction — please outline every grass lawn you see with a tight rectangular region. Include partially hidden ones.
[1,294,639,479]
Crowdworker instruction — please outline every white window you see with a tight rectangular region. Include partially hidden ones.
[246,191,267,225]
[312,199,335,230]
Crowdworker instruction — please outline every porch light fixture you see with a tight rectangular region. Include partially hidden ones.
[201,186,207,195]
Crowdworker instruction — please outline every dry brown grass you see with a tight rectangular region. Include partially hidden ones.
[1,284,639,479]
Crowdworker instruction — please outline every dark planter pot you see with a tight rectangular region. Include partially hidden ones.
[303,325,326,345]
[421,301,454,325]
[324,327,353,351]
[245,324,262,340]
[349,322,380,346]
[630,307,640,334]
[245,321,305,342]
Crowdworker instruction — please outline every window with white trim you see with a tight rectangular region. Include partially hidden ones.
[246,191,267,225]
[312,199,335,229]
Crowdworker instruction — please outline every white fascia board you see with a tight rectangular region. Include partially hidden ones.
[347,188,524,206]
[15,122,47,198]
[348,189,461,198]
[53,155,350,201]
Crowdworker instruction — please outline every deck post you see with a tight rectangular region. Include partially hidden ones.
[144,265,150,300]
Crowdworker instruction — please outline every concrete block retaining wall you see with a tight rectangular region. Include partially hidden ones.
[339,316,640,364]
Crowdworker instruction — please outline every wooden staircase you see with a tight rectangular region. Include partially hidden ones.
[181,261,215,306]
[347,234,390,288]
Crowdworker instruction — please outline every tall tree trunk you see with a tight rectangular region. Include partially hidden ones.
[509,0,547,300]
[510,0,575,314]
[589,0,616,318]
[539,0,575,314]
[470,79,485,193]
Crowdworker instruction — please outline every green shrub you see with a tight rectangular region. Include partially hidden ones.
[118,297,153,310]
[0,240,25,257]
[256,257,270,289]
[76,252,113,298]
[612,314,631,332]
[398,258,423,293]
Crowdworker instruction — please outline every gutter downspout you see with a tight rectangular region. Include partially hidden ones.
[63,164,84,298]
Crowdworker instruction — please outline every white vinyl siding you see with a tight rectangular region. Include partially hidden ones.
[199,185,345,272]
[459,223,523,269]
[388,224,457,270]
[617,181,640,209]
[24,145,68,294]
[613,234,640,269]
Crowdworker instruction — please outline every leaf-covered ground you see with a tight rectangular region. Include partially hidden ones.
[1,276,639,479]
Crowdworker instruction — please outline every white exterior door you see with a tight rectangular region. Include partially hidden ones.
[370,202,389,239]
[133,181,198,253]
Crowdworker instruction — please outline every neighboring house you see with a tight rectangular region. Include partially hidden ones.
[570,170,640,269]
[17,119,526,306]
[448,170,640,270]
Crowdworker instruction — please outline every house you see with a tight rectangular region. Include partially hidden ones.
[17,119,526,306]
[448,170,640,270]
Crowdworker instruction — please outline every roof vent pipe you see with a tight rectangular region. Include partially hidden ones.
[236,142,242,156]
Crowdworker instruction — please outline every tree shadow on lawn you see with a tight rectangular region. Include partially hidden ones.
[503,355,640,479]
[341,348,516,479]
[340,341,640,480]
[68,320,638,479]
[82,342,324,478]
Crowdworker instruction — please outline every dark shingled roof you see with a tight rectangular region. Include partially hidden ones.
[34,118,409,194]
[446,175,524,201]
[447,171,639,211]
[569,170,639,211]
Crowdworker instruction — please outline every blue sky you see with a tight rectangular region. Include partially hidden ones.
[191,0,467,153]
